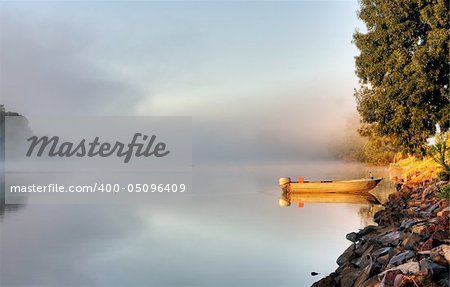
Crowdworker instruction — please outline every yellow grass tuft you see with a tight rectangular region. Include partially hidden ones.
[389,156,442,186]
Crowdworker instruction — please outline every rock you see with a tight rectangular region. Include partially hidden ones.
[311,275,338,287]
[378,231,401,246]
[359,225,381,237]
[419,258,429,274]
[386,251,415,269]
[399,218,425,230]
[377,254,391,267]
[352,245,374,268]
[421,184,438,198]
[313,180,450,287]
[429,244,450,265]
[408,199,422,207]
[400,232,421,250]
[425,203,440,214]
[411,224,426,234]
[340,266,361,287]
[384,261,420,275]
[420,238,434,251]
[353,260,382,287]
[421,259,448,280]
[406,208,416,216]
[436,181,449,187]
[379,269,402,287]
[392,274,417,287]
[378,262,420,287]
[346,232,360,243]
[372,247,393,258]
[355,240,372,256]
[429,230,448,247]
[359,276,381,287]
[337,244,355,266]
[424,223,437,234]
[437,207,450,217]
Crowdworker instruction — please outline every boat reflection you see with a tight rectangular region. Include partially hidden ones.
[290,192,381,205]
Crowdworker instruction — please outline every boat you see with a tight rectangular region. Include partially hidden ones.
[278,176,382,207]
[279,177,382,193]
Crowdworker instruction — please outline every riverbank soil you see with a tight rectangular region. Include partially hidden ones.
[312,179,449,287]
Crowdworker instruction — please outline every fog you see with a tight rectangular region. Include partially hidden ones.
[1,1,362,164]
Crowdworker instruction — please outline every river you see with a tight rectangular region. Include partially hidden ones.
[0,160,394,286]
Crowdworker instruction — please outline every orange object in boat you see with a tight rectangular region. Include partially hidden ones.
[298,176,304,183]
[298,202,304,208]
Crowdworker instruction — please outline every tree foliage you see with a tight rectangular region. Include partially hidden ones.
[353,0,449,155]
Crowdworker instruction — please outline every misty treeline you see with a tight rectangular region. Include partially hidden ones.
[328,114,398,165]
[352,0,449,160]
[0,108,29,217]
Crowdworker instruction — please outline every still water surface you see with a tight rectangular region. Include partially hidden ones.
[0,161,393,286]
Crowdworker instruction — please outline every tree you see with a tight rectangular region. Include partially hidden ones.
[353,0,449,155]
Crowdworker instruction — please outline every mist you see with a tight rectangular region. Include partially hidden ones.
[1,1,362,164]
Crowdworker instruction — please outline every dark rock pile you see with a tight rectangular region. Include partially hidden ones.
[312,180,449,287]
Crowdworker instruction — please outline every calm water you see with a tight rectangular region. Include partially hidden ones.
[0,161,393,287]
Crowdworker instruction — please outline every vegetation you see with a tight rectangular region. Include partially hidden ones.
[353,0,449,155]
[331,116,399,165]
[438,184,450,199]
[392,155,442,185]
[428,132,450,179]
[358,123,398,165]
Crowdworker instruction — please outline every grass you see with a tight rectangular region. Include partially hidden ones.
[390,156,442,186]
[438,185,450,199]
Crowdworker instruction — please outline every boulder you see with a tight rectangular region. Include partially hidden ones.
[353,261,382,286]
[421,184,438,198]
[437,206,450,217]
[399,218,425,230]
[379,269,402,287]
[376,254,391,267]
[358,225,381,237]
[311,275,338,287]
[384,261,420,275]
[337,244,356,266]
[425,203,440,214]
[400,232,421,251]
[421,259,448,280]
[386,251,415,269]
[429,244,450,265]
[372,247,393,258]
[346,232,360,243]
[340,266,361,287]
[411,224,426,235]
[352,245,374,268]
[378,231,401,246]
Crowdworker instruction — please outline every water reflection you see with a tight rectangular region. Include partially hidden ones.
[290,192,380,205]
[0,161,395,286]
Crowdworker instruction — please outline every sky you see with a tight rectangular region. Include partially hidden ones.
[1,1,363,163]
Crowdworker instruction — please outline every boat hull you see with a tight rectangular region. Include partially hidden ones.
[288,178,382,193]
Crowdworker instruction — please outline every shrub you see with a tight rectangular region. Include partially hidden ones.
[438,185,450,200]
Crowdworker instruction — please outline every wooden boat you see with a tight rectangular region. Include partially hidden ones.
[279,177,382,193]
[278,177,382,207]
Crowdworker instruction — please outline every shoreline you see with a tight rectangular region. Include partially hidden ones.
[312,179,449,287]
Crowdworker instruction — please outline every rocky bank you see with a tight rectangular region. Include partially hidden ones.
[312,180,450,287]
